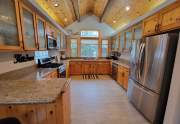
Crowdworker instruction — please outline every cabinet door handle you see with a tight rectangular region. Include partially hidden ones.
[50,110,53,115]
[155,24,158,32]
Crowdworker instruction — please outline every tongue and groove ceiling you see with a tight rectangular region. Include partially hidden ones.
[36,0,166,29]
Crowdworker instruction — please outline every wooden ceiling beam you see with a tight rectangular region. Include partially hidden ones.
[99,0,111,22]
[64,0,76,22]
[70,0,80,22]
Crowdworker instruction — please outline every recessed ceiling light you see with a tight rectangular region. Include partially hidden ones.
[64,18,67,22]
[54,3,59,7]
[125,6,130,11]
[113,20,116,23]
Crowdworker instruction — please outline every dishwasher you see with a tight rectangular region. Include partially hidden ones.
[112,62,118,81]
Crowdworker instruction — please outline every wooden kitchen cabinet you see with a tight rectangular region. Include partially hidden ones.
[143,1,180,36]
[36,15,47,50]
[117,65,129,91]
[0,82,71,124]
[61,82,71,124]
[44,70,58,79]
[143,14,159,36]
[69,61,82,75]
[19,3,38,50]
[159,1,180,32]
[0,0,23,50]
[69,61,111,75]
[125,29,132,50]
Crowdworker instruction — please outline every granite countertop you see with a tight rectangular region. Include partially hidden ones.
[112,60,130,69]
[0,66,57,80]
[0,78,70,105]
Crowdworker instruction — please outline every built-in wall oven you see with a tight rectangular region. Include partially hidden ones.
[112,62,118,81]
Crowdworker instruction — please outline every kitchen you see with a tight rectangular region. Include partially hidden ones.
[0,0,180,124]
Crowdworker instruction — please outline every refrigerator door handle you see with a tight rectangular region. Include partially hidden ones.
[137,43,144,81]
[138,43,145,81]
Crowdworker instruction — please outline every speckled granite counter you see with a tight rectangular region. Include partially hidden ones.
[0,78,70,104]
[0,66,57,80]
[112,60,130,69]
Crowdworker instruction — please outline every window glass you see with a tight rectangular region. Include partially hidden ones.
[80,31,99,38]
[71,39,77,57]
[102,40,108,57]
[81,40,98,57]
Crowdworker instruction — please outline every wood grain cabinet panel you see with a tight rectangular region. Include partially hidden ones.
[143,14,159,36]
[69,62,82,75]
[0,83,71,124]
[159,2,180,32]
[117,65,129,91]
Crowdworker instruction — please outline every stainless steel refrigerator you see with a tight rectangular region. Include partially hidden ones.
[127,32,179,124]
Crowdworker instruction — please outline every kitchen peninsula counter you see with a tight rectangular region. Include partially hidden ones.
[0,78,70,104]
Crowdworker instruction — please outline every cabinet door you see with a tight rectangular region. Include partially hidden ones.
[62,82,71,124]
[61,33,66,50]
[159,2,180,32]
[120,33,125,51]
[46,103,57,124]
[36,16,46,50]
[123,69,129,90]
[20,3,37,50]
[143,14,159,36]
[125,30,132,50]
[0,0,23,50]
[57,31,61,50]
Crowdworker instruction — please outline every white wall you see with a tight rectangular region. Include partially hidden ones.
[0,50,60,75]
[0,52,35,75]
[163,33,180,124]
[65,15,115,39]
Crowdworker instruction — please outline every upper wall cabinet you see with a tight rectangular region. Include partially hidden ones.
[36,15,46,50]
[143,1,180,36]
[20,3,37,50]
[61,33,66,50]
[159,2,180,32]
[56,31,61,50]
[125,29,132,50]
[120,32,125,51]
[133,24,142,40]
[0,0,23,50]
[143,14,159,36]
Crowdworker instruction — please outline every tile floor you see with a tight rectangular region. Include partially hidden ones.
[70,76,150,124]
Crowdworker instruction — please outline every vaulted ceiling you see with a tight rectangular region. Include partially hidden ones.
[36,0,166,29]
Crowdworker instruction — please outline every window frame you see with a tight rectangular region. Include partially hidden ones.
[70,38,78,57]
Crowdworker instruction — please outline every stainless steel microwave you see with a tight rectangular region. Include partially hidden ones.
[47,35,57,49]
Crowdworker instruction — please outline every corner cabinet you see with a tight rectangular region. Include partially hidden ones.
[36,15,47,50]
[0,0,23,50]
[19,3,38,50]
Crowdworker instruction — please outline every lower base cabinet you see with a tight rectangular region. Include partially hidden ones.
[69,61,111,75]
[0,83,71,124]
[117,65,129,90]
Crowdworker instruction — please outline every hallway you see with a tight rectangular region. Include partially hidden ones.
[71,78,150,124]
